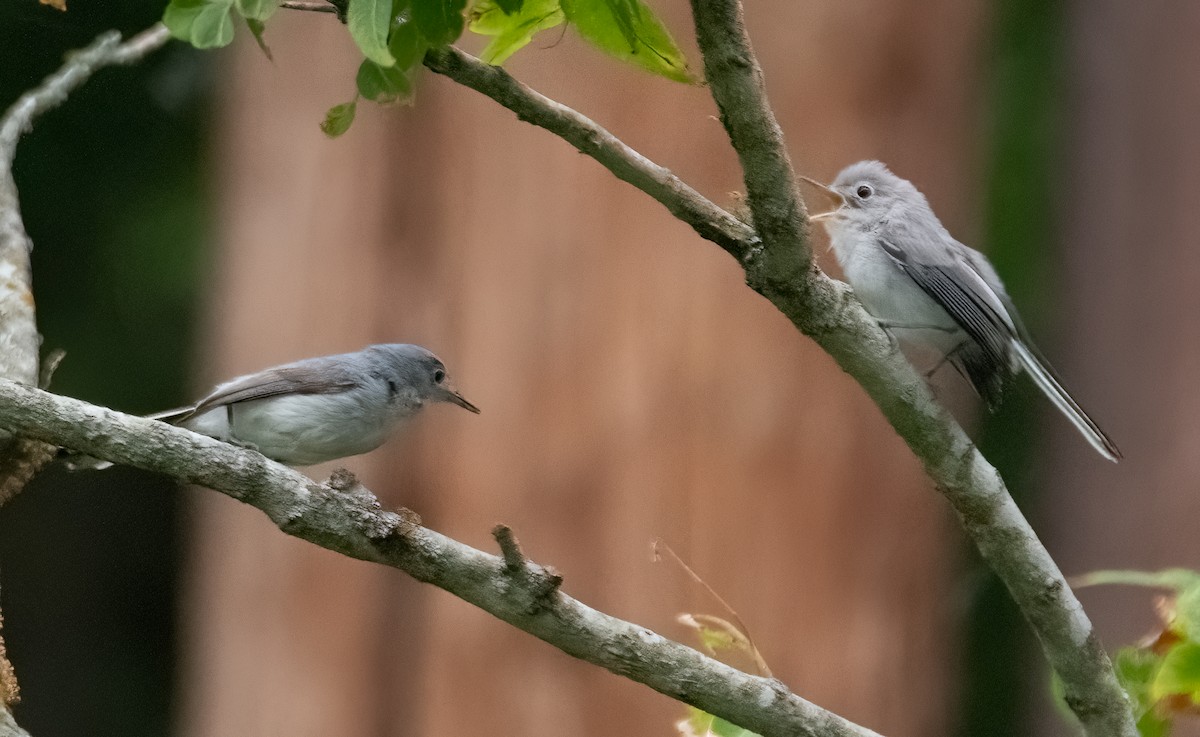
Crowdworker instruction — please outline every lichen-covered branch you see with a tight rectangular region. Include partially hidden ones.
[686,1,1134,734]
[0,25,170,730]
[0,380,883,737]
[0,25,170,510]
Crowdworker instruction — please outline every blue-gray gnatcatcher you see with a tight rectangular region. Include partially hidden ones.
[148,343,479,466]
[801,160,1121,462]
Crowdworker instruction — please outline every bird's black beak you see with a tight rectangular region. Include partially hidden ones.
[799,176,845,221]
[446,388,481,414]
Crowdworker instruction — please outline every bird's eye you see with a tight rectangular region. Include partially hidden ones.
[433,369,445,384]
[856,185,873,199]
[386,380,398,396]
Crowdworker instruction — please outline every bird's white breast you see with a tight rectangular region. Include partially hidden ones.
[825,220,963,352]
[184,379,418,466]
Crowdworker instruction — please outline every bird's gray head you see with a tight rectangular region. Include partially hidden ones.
[801,160,927,227]
[366,344,481,414]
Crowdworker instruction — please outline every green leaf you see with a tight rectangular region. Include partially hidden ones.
[356,59,416,103]
[1114,648,1164,716]
[235,0,279,20]
[163,0,237,49]
[388,11,429,69]
[494,0,523,12]
[321,101,358,137]
[244,18,273,59]
[348,0,397,66]
[1151,641,1200,703]
[1136,710,1171,737]
[469,0,564,64]
[559,0,693,83]
[411,0,467,46]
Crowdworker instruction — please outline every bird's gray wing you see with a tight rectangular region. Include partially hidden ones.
[181,361,362,420]
[877,237,1016,404]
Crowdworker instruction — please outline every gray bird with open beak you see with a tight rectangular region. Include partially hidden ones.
[801,160,1120,462]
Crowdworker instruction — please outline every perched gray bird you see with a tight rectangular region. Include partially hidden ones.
[801,160,1121,462]
[100,344,478,467]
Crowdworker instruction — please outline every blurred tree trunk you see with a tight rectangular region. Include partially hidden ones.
[180,3,985,736]
[1034,0,1200,732]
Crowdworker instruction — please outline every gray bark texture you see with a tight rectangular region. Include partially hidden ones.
[0,379,880,737]
[0,23,171,730]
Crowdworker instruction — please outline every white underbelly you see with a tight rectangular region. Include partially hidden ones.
[842,246,963,354]
[185,393,396,466]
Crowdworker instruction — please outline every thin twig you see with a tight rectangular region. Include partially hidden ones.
[653,539,772,678]
[493,524,528,570]
[422,47,758,260]
[281,2,339,13]
[0,380,883,737]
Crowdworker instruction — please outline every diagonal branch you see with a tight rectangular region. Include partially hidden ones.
[418,24,1136,737]
[423,47,757,260]
[687,1,1134,734]
[0,380,883,737]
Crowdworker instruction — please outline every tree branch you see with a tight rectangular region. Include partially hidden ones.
[0,24,170,510]
[0,708,30,737]
[422,47,758,261]
[0,25,171,728]
[419,25,1136,737]
[686,1,1134,734]
[0,380,883,737]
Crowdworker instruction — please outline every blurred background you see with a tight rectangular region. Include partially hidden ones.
[0,0,1192,735]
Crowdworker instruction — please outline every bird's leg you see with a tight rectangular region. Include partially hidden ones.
[926,340,969,380]
[224,404,260,453]
[876,320,958,333]
[874,320,957,354]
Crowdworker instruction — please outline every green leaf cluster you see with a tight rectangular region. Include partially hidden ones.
[332,0,479,135]
[163,0,279,50]
[1066,568,1200,735]
[469,0,694,81]
[163,0,694,138]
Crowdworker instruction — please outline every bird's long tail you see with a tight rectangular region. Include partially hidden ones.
[1012,341,1121,462]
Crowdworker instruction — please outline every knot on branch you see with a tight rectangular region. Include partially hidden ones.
[492,524,563,614]
[326,467,359,491]
[322,469,408,540]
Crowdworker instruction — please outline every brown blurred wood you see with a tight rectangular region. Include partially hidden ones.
[1038,1,1200,733]
[181,3,985,736]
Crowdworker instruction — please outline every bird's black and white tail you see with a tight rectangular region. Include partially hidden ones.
[1012,341,1121,462]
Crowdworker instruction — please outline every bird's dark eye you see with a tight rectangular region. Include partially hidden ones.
[386,380,398,396]
[433,369,445,384]
[856,185,873,199]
